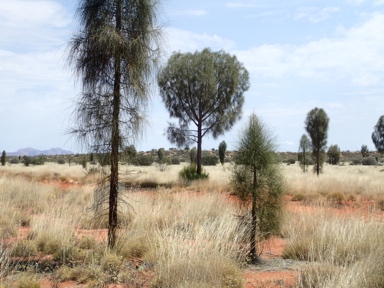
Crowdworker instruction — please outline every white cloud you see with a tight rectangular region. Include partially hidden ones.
[233,12,384,85]
[0,0,71,51]
[294,6,340,23]
[164,27,236,55]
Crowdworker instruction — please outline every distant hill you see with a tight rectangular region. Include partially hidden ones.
[7,147,74,156]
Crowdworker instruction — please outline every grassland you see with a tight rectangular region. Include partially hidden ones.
[0,161,383,287]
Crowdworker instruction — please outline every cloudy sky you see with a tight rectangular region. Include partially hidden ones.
[1,0,384,153]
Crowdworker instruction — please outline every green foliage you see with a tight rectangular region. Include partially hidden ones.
[284,158,296,165]
[362,156,377,166]
[298,134,311,172]
[171,156,181,165]
[201,155,218,166]
[1,151,5,166]
[57,158,66,165]
[361,144,369,157]
[30,156,45,166]
[305,107,329,176]
[350,157,362,165]
[134,155,154,166]
[372,115,384,154]
[158,48,249,175]
[10,158,19,164]
[231,113,283,264]
[81,156,87,169]
[327,144,341,165]
[22,156,31,167]
[189,147,197,163]
[179,164,209,182]
[157,148,166,162]
[218,140,227,165]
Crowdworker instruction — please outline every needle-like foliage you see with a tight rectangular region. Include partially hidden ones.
[231,114,283,264]
[67,0,162,248]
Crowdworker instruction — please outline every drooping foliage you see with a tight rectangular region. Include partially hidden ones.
[68,0,162,248]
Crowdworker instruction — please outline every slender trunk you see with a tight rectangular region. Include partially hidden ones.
[108,0,122,249]
[303,149,306,173]
[250,167,261,264]
[197,122,202,175]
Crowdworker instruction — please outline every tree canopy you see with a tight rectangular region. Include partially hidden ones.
[298,134,311,172]
[372,115,384,154]
[305,107,329,176]
[158,48,249,175]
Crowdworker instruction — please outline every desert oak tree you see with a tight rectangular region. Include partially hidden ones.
[305,107,329,176]
[68,0,161,248]
[298,134,311,172]
[372,115,384,154]
[231,114,283,264]
[158,48,249,175]
[218,140,227,166]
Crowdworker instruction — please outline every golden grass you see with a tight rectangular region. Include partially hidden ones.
[0,161,383,287]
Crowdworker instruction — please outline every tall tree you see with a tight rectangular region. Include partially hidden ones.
[305,107,329,176]
[372,115,384,154]
[1,150,6,166]
[361,144,369,157]
[218,140,227,167]
[231,114,283,264]
[298,134,311,172]
[68,0,161,248]
[158,48,249,175]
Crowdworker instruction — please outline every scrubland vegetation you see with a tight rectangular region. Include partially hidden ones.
[0,161,383,287]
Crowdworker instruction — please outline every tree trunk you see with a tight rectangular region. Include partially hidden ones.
[108,0,122,249]
[197,122,202,175]
[250,167,261,264]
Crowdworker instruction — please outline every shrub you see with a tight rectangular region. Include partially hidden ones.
[350,157,362,165]
[30,156,45,165]
[284,158,296,165]
[10,158,19,164]
[362,156,377,166]
[57,158,66,165]
[134,155,153,166]
[179,164,209,182]
[201,155,218,166]
[22,156,31,166]
[171,156,181,165]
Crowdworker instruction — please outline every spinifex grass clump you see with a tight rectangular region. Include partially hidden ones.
[282,209,384,288]
[179,163,209,182]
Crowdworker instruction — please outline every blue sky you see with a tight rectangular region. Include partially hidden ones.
[1,0,384,153]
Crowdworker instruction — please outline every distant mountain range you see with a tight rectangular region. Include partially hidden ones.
[7,147,74,156]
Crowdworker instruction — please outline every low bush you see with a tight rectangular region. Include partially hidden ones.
[179,164,209,182]
[361,157,377,166]
[201,155,218,166]
[133,155,154,166]
[349,157,362,165]
[57,158,66,165]
[10,158,19,164]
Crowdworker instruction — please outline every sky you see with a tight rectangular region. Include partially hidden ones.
[1,0,384,153]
